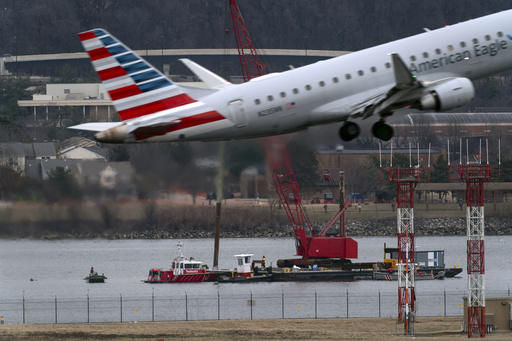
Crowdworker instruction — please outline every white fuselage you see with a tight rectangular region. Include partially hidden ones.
[83,10,512,143]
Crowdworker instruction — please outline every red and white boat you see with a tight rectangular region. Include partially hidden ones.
[145,242,214,283]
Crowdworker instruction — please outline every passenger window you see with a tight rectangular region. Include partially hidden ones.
[255,99,261,105]
[485,35,491,41]
[292,88,299,94]
[435,48,441,55]
[410,55,416,62]
[447,45,454,52]
[497,31,504,38]
[357,70,364,76]
[345,73,352,79]
[460,42,466,48]
[385,62,391,69]
[280,92,286,98]
[472,38,479,44]
[370,66,376,72]
[305,85,312,90]
[422,52,429,58]
[319,81,325,87]
[332,77,339,83]
[267,95,274,101]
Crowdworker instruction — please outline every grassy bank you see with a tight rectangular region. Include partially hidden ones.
[2,316,511,341]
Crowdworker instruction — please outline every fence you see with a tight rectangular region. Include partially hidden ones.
[1,289,511,325]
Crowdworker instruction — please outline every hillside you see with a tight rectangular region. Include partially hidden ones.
[3,1,512,55]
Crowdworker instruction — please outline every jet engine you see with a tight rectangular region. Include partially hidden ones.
[94,123,128,143]
[419,77,474,112]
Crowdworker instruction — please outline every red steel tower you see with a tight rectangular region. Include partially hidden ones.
[448,140,500,338]
[380,145,430,335]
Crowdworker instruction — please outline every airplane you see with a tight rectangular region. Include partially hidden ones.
[70,10,512,143]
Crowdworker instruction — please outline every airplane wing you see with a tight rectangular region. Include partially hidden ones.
[180,58,233,90]
[316,53,474,141]
[350,53,472,119]
[350,53,423,119]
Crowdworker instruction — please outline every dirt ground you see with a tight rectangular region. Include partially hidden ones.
[0,317,510,341]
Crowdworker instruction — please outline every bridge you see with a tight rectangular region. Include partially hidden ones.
[2,49,351,77]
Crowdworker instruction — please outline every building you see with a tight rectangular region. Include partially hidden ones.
[391,112,512,137]
[58,145,108,161]
[17,82,210,123]
[0,142,57,175]
[240,166,268,199]
[18,83,114,122]
[463,297,512,334]
[75,161,136,199]
[316,145,444,170]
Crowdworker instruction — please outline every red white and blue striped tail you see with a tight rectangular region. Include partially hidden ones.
[78,29,195,121]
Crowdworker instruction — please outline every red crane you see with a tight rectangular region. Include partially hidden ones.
[228,0,357,267]
[262,138,357,267]
[228,0,266,82]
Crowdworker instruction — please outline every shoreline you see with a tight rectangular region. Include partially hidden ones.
[1,216,511,240]
[1,201,511,240]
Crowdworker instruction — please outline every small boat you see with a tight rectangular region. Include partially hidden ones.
[145,242,214,283]
[84,273,107,283]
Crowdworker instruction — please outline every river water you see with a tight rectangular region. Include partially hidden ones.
[0,236,511,323]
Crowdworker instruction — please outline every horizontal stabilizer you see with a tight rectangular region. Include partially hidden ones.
[179,58,232,89]
[68,122,122,132]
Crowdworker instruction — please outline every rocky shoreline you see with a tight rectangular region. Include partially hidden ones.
[2,217,511,240]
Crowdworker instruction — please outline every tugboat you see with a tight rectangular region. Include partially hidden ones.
[217,254,273,283]
[145,242,214,283]
[85,267,107,283]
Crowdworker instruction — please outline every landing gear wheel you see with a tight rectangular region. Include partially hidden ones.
[372,121,394,141]
[339,122,360,141]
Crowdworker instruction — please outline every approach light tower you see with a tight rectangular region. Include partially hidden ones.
[380,143,430,336]
[448,139,500,338]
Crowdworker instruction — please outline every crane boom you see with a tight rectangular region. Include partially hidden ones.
[229,0,266,81]
[262,137,316,257]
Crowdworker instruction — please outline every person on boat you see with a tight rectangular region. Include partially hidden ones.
[90,267,95,275]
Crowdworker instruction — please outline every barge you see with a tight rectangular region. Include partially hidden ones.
[144,244,462,284]
[383,243,463,278]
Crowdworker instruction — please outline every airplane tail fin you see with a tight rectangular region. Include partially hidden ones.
[78,29,196,121]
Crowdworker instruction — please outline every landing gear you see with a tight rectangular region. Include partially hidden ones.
[339,122,360,141]
[372,121,393,141]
